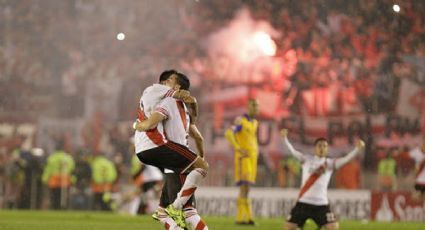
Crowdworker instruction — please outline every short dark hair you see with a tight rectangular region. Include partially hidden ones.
[176,72,190,90]
[159,69,178,83]
[314,137,327,145]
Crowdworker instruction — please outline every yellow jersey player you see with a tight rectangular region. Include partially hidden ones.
[225,98,259,225]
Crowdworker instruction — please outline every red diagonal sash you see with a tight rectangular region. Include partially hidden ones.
[195,220,206,230]
[298,163,326,199]
[137,107,145,121]
[137,107,165,145]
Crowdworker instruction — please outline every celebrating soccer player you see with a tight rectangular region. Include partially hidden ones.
[153,123,208,230]
[280,129,365,230]
[133,71,208,228]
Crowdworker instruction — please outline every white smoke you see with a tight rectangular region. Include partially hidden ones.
[205,8,280,83]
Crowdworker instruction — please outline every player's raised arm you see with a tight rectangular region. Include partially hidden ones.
[133,111,166,131]
[333,139,365,170]
[280,129,306,162]
[189,124,205,158]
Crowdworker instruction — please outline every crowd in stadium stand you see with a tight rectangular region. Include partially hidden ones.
[0,0,424,210]
[222,0,424,114]
[1,0,424,120]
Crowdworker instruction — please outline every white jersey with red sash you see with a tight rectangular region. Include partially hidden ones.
[282,136,361,206]
[156,97,191,147]
[409,147,425,186]
[298,156,335,205]
[134,84,175,153]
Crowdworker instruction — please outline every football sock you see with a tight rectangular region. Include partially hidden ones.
[236,197,245,222]
[246,198,254,221]
[172,168,206,209]
[157,210,182,230]
[184,207,208,230]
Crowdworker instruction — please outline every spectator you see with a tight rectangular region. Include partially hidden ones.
[285,155,301,188]
[377,149,397,191]
[41,141,75,210]
[90,153,117,211]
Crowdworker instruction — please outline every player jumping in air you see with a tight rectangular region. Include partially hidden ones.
[149,74,208,230]
[134,71,208,228]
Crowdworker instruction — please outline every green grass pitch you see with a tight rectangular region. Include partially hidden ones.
[0,210,423,230]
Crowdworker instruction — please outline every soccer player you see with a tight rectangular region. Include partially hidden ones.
[224,98,259,225]
[149,74,207,230]
[409,136,425,201]
[154,124,208,230]
[155,170,208,230]
[280,129,365,230]
[137,70,191,120]
[134,72,208,228]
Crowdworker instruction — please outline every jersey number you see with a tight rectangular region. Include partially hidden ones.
[326,212,336,222]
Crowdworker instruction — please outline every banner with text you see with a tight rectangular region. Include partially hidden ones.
[195,187,370,220]
[371,191,425,222]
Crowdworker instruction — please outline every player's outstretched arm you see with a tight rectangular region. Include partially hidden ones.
[133,112,166,131]
[334,140,365,170]
[189,124,205,158]
[280,129,305,161]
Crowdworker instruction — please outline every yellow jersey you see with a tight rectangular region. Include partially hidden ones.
[225,114,259,184]
[233,114,259,155]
